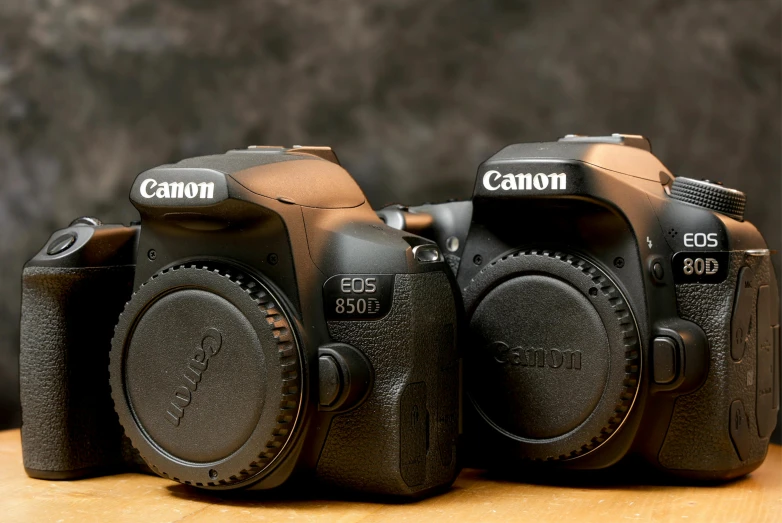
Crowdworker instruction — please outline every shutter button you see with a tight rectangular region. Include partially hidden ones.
[412,244,441,263]
[69,216,102,227]
[47,233,77,255]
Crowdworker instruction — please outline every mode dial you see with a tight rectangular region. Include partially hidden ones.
[670,177,746,221]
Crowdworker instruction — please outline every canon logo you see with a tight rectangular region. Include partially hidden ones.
[140,178,215,199]
[489,341,581,370]
[165,329,223,427]
[482,170,567,191]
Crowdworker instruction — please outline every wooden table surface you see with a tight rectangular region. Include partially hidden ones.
[1,430,780,523]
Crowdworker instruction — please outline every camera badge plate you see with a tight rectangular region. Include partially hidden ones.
[323,275,394,321]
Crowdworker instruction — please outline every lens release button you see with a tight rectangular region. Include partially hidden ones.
[317,343,373,412]
[652,337,678,384]
[318,355,342,407]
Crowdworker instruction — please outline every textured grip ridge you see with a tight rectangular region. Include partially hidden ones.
[662,252,775,476]
[20,265,134,477]
[318,271,459,496]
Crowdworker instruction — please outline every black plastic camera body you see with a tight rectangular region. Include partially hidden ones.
[20,146,460,497]
[380,134,780,480]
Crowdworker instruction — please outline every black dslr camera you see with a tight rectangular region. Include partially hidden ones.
[19,146,460,497]
[381,134,780,480]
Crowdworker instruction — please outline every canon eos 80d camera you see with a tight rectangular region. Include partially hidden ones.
[19,146,460,497]
[380,134,780,480]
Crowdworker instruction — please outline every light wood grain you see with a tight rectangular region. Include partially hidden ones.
[1,430,779,523]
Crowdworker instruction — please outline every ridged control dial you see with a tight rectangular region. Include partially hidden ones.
[670,177,746,221]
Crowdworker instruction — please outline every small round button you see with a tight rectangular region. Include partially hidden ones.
[652,261,665,281]
[318,355,342,407]
[413,244,441,263]
[652,336,678,384]
[46,233,77,255]
[69,216,102,227]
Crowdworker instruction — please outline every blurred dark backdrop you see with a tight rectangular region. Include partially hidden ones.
[0,1,779,441]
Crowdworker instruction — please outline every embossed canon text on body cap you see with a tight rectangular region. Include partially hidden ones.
[490,341,581,369]
[165,328,223,427]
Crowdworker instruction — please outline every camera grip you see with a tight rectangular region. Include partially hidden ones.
[660,251,778,478]
[318,271,459,497]
[20,265,134,478]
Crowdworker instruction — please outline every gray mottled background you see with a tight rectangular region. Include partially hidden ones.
[0,0,780,442]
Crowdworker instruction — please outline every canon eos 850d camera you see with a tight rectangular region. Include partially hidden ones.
[19,146,460,497]
[381,134,780,480]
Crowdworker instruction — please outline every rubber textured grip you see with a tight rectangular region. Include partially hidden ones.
[20,265,135,477]
[662,252,775,478]
[319,271,459,497]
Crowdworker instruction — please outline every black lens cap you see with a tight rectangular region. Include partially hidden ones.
[125,289,267,463]
[110,264,302,488]
[462,251,641,461]
[469,274,610,440]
